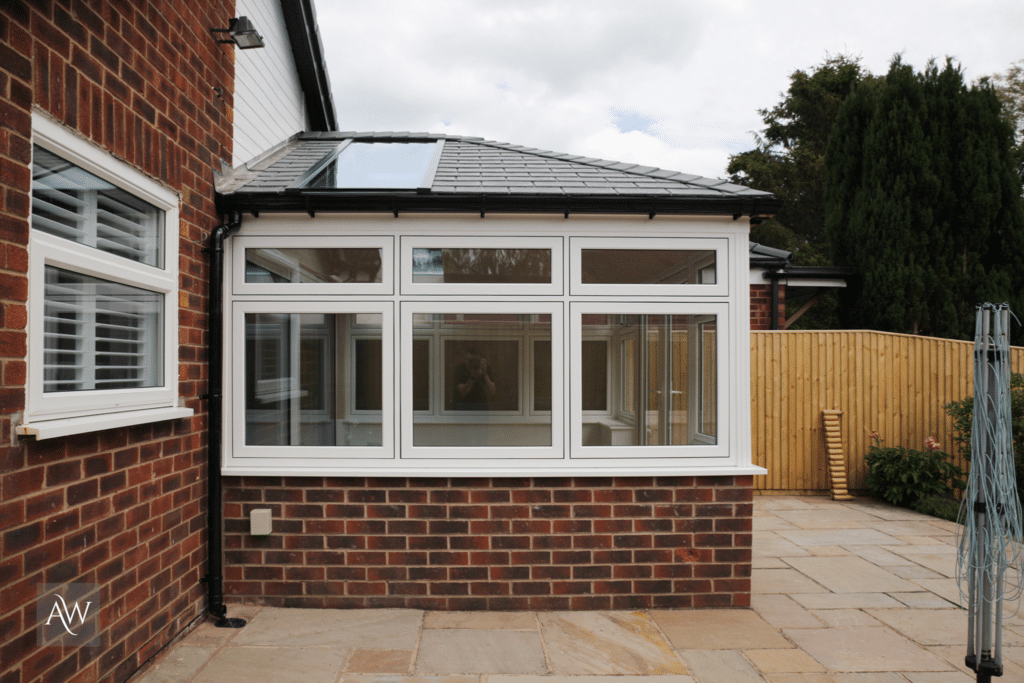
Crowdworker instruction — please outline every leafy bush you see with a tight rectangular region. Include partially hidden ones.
[864,434,966,509]
[912,494,962,523]
[944,373,1024,509]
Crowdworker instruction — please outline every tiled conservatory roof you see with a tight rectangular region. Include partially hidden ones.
[216,132,779,218]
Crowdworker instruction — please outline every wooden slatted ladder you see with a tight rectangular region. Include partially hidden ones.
[822,410,854,500]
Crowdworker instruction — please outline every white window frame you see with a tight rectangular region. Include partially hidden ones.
[569,301,730,460]
[400,301,564,459]
[401,236,563,295]
[228,300,395,462]
[20,114,189,439]
[232,234,393,296]
[570,236,728,297]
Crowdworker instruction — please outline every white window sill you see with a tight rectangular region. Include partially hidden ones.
[220,464,769,478]
[18,407,195,440]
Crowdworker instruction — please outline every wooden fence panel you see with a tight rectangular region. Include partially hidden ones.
[750,330,1024,494]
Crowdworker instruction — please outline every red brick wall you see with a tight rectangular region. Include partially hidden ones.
[1,2,233,682]
[750,283,786,330]
[222,476,754,610]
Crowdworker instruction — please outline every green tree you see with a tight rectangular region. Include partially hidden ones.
[825,57,1024,343]
[728,54,869,264]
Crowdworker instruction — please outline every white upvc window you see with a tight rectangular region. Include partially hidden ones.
[222,218,757,476]
[19,113,190,439]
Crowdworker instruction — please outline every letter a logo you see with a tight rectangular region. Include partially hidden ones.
[45,595,91,636]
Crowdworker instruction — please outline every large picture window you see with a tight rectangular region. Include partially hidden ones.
[21,115,187,438]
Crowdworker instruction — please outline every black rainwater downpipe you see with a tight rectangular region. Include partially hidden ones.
[205,211,245,628]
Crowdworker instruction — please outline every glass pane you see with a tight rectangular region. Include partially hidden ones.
[581,314,716,446]
[246,248,382,284]
[44,267,163,392]
[580,249,715,285]
[413,313,551,447]
[412,248,551,284]
[245,313,383,447]
[32,146,163,268]
[305,142,436,189]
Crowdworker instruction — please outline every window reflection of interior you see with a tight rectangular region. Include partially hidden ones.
[580,249,715,285]
[245,248,383,284]
[581,314,716,446]
[411,313,551,447]
[244,312,383,447]
[411,248,551,284]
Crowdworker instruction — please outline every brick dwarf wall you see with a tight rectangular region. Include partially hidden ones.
[222,476,753,610]
[1,2,233,682]
[750,283,786,330]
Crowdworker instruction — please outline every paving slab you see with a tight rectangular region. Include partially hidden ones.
[864,609,966,645]
[806,609,882,628]
[751,594,825,629]
[537,612,686,675]
[927,644,1024,681]
[908,578,965,607]
[777,529,905,547]
[807,546,852,556]
[783,627,952,672]
[341,677,478,683]
[678,650,766,683]
[752,568,829,594]
[424,612,537,629]
[851,504,938,522]
[887,565,944,580]
[754,557,791,569]
[344,649,415,674]
[887,591,958,609]
[486,677,694,683]
[773,509,881,529]
[860,521,955,537]
[844,544,915,567]
[754,531,814,558]
[745,648,826,674]
[652,608,792,650]
[901,673,973,683]
[782,556,920,594]
[133,645,216,683]
[416,629,547,675]
[193,646,348,683]
[899,553,957,578]
[231,607,422,649]
[755,516,801,531]
[789,593,904,610]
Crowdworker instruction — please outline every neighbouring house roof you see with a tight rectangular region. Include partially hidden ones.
[281,0,336,132]
[216,132,780,218]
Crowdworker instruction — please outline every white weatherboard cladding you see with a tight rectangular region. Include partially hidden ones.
[232,0,307,167]
[222,213,760,477]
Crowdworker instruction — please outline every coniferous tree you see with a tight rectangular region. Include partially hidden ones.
[825,57,1024,343]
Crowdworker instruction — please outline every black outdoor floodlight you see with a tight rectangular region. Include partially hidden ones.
[211,16,265,50]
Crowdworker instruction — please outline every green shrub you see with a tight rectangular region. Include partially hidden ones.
[864,435,966,509]
[944,373,1024,509]
[912,494,962,523]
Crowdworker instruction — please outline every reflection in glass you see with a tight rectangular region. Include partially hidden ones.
[412,313,551,447]
[581,249,715,285]
[245,313,383,446]
[245,248,382,284]
[582,314,716,446]
[412,248,551,284]
[304,142,437,189]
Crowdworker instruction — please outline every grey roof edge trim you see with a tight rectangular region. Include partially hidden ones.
[214,135,304,194]
[217,190,782,218]
[281,0,337,132]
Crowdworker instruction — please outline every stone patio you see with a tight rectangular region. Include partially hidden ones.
[132,496,1022,683]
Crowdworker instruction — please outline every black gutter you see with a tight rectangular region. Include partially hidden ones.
[281,0,336,132]
[205,211,245,628]
[217,192,782,218]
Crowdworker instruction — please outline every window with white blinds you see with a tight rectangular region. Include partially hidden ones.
[22,114,185,436]
[32,146,164,268]
[43,267,162,392]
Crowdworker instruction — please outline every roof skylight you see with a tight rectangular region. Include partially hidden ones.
[303,141,441,190]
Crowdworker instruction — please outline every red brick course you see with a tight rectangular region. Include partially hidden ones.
[1,2,233,682]
[222,476,754,610]
[750,283,786,330]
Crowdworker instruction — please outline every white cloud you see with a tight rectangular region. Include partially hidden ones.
[315,0,1024,180]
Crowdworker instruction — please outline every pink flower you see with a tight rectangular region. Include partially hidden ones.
[869,430,879,441]
[924,436,941,451]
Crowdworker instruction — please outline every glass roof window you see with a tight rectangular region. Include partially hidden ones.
[304,141,441,190]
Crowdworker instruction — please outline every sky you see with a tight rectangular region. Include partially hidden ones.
[314,0,1023,180]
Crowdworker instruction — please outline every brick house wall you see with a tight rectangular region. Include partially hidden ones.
[0,3,233,682]
[222,476,753,610]
[750,283,785,330]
